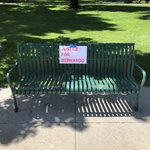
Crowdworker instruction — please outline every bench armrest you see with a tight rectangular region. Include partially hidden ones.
[6,63,19,89]
[135,64,146,91]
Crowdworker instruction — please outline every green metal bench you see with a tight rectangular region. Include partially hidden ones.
[7,43,146,112]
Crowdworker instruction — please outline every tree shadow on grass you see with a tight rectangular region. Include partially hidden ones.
[139,11,150,20]
[81,4,150,12]
[0,4,117,37]
[81,4,150,21]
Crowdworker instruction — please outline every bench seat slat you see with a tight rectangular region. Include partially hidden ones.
[12,75,138,94]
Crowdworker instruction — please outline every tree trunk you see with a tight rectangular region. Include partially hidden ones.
[69,0,79,9]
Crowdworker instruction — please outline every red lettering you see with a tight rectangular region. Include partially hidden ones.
[61,52,70,57]
[61,46,78,51]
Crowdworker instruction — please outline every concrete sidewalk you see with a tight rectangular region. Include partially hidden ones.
[0,88,150,150]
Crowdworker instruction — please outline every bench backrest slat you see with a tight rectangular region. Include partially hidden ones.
[17,43,135,78]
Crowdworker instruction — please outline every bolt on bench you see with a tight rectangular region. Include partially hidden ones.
[7,43,146,112]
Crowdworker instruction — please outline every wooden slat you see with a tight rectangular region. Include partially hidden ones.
[21,44,31,94]
[36,44,41,78]
[78,75,83,92]
[108,77,118,93]
[70,74,74,92]
[108,45,112,76]
[82,75,87,92]
[54,44,59,77]
[104,45,108,76]
[130,44,135,76]
[51,44,55,77]
[120,44,124,78]
[127,44,132,77]
[111,44,116,78]
[97,44,101,78]
[101,44,104,77]
[75,75,79,92]
[94,79,100,92]
[31,44,37,91]
[93,44,96,76]
[123,44,128,78]
[43,44,48,76]
[89,76,96,92]
[116,44,120,78]
[85,75,91,92]
[17,44,21,78]
[40,44,45,78]
[98,79,104,92]
[20,44,25,79]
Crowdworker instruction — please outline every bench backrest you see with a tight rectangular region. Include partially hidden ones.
[17,43,135,78]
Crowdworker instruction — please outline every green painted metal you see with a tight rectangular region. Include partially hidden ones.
[7,43,146,112]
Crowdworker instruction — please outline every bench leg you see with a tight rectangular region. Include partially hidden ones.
[12,93,19,112]
[134,92,140,112]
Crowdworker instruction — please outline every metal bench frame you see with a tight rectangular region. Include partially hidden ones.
[6,43,146,112]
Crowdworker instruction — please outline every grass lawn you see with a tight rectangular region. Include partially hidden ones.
[0,3,150,86]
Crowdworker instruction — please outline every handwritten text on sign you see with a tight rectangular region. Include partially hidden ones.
[59,45,87,64]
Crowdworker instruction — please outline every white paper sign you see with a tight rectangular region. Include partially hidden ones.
[59,45,87,64]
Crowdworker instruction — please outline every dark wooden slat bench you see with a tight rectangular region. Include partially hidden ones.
[6,43,146,112]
